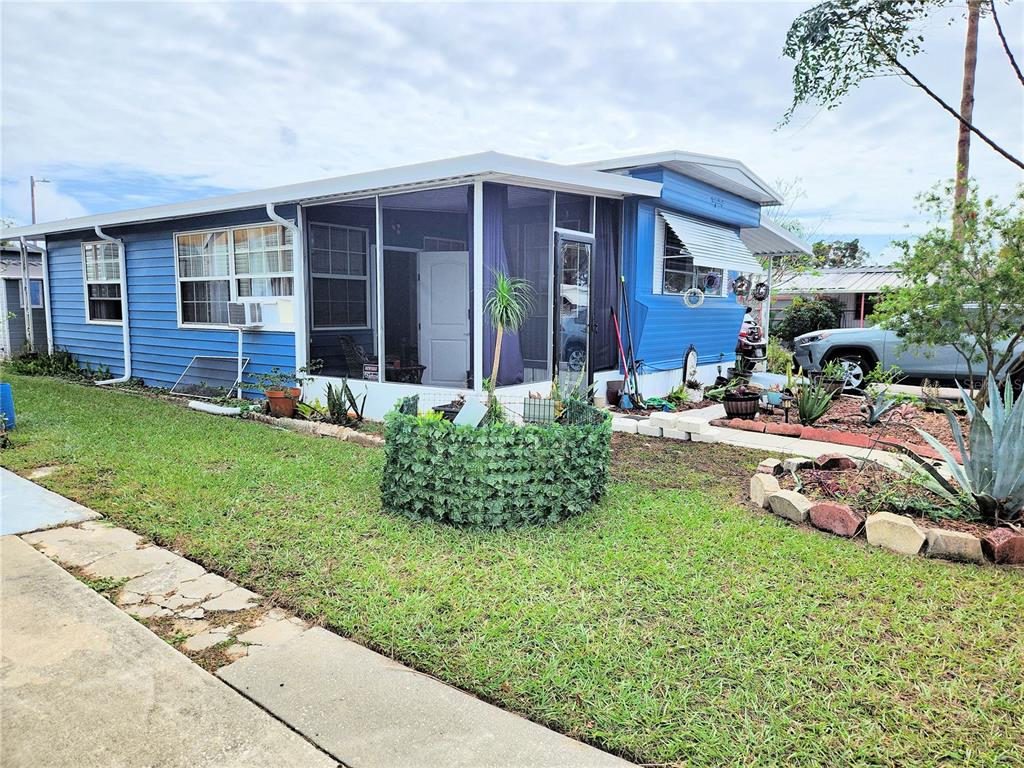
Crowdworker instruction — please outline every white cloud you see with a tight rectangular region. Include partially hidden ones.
[1,0,1021,238]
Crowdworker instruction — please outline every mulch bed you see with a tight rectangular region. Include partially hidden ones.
[609,398,718,418]
[713,395,969,461]
[777,462,995,539]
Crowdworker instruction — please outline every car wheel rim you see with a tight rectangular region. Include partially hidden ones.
[839,359,864,388]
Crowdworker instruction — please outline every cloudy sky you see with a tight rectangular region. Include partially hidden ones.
[2,0,1021,261]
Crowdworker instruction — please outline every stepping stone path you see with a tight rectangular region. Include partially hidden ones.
[22,521,314,667]
[865,511,926,555]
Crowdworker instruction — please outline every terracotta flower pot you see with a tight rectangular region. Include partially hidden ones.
[265,387,301,418]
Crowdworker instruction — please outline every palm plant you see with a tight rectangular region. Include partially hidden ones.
[484,272,533,387]
[908,375,1024,524]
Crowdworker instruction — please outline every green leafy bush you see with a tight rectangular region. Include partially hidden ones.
[4,349,109,381]
[774,295,844,343]
[766,336,793,375]
[381,403,611,529]
[795,378,833,425]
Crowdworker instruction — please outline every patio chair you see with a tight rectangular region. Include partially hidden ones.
[339,335,426,384]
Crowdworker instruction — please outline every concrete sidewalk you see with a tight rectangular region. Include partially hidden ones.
[0,536,338,768]
[1,467,100,535]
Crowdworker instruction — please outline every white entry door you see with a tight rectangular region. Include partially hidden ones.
[417,251,470,387]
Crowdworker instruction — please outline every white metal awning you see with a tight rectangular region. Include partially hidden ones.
[659,210,762,273]
[739,219,813,257]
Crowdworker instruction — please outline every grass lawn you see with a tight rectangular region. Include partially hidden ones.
[2,374,1022,767]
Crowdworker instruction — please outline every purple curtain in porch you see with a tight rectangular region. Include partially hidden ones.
[591,197,622,373]
[483,184,526,386]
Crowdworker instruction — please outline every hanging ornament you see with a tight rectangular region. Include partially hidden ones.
[683,288,705,308]
[732,276,751,296]
[752,282,770,301]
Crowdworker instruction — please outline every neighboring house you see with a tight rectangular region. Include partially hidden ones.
[0,242,48,359]
[771,267,903,330]
[3,151,808,418]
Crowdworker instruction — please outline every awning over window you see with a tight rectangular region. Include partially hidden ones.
[659,210,763,274]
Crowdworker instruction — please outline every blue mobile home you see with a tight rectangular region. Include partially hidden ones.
[6,151,809,418]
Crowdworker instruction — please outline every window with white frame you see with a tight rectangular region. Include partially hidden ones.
[309,223,369,329]
[82,241,123,322]
[175,224,293,326]
[661,225,725,297]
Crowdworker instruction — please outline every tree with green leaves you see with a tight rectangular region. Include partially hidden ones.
[485,271,533,387]
[782,0,1024,224]
[872,181,1024,404]
[811,238,869,269]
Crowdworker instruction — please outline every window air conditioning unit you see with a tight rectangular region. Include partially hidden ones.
[227,301,264,329]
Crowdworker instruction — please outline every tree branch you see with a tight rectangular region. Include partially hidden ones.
[991,0,1024,87]
[865,29,1024,170]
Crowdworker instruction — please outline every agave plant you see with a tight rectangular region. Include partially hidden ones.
[909,375,1024,524]
[795,378,833,425]
[861,388,899,425]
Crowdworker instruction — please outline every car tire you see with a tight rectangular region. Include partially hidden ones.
[827,353,871,391]
[566,344,587,372]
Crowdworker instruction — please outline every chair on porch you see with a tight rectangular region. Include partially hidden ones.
[338,335,426,384]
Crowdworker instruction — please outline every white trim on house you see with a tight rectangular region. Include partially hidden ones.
[171,221,296,332]
[81,240,125,326]
[575,150,783,206]
[472,180,484,393]
[4,152,661,240]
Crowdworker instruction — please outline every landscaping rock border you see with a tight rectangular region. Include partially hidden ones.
[746,456,1017,567]
[713,418,962,462]
[245,412,384,447]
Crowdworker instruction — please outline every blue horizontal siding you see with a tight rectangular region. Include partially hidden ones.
[621,199,745,370]
[46,205,297,392]
[627,166,760,229]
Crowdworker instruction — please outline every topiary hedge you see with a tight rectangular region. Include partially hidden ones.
[380,405,612,529]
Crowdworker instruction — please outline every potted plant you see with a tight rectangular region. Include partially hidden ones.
[256,367,303,418]
[814,359,848,398]
[722,382,761,419]
[685,377,704,402]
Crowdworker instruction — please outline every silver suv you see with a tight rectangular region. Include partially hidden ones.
[792,324,1021,390]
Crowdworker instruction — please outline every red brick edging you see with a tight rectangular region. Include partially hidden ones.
[710,418,962,462]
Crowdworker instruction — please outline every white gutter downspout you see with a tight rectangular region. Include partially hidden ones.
[18,237,34,353]
[93,225,132,385]
[39,238,54,354]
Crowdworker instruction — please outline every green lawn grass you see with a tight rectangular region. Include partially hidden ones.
[2,374,1022,767]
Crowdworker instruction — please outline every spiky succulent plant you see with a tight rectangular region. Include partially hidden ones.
[911,375,1024,524]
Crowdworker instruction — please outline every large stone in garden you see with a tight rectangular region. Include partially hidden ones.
[767,490,812,522]
[980,527,1024,565]
[926,529,984,564]
[636,421,663,438]
[782,457,812,473]
[757,458,782,475]
[813,453,858,471]
[749,474,780,509]
[809,502,865,538]
[865,512,926,555]
[611,417,638,434]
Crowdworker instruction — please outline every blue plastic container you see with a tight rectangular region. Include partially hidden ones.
[0,382,15,429]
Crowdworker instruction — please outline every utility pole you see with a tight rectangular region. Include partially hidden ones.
[953,0,981,239]
[30,176,50,224]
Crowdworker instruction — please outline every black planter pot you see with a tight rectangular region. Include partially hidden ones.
[723,391,761,420]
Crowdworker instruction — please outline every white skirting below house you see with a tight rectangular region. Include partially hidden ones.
[307,359,735,422]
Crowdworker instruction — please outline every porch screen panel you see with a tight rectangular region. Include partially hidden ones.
[591,197,621,373]
[305,198,377,378]
[483,183,553,386]
[381,185,473,388]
